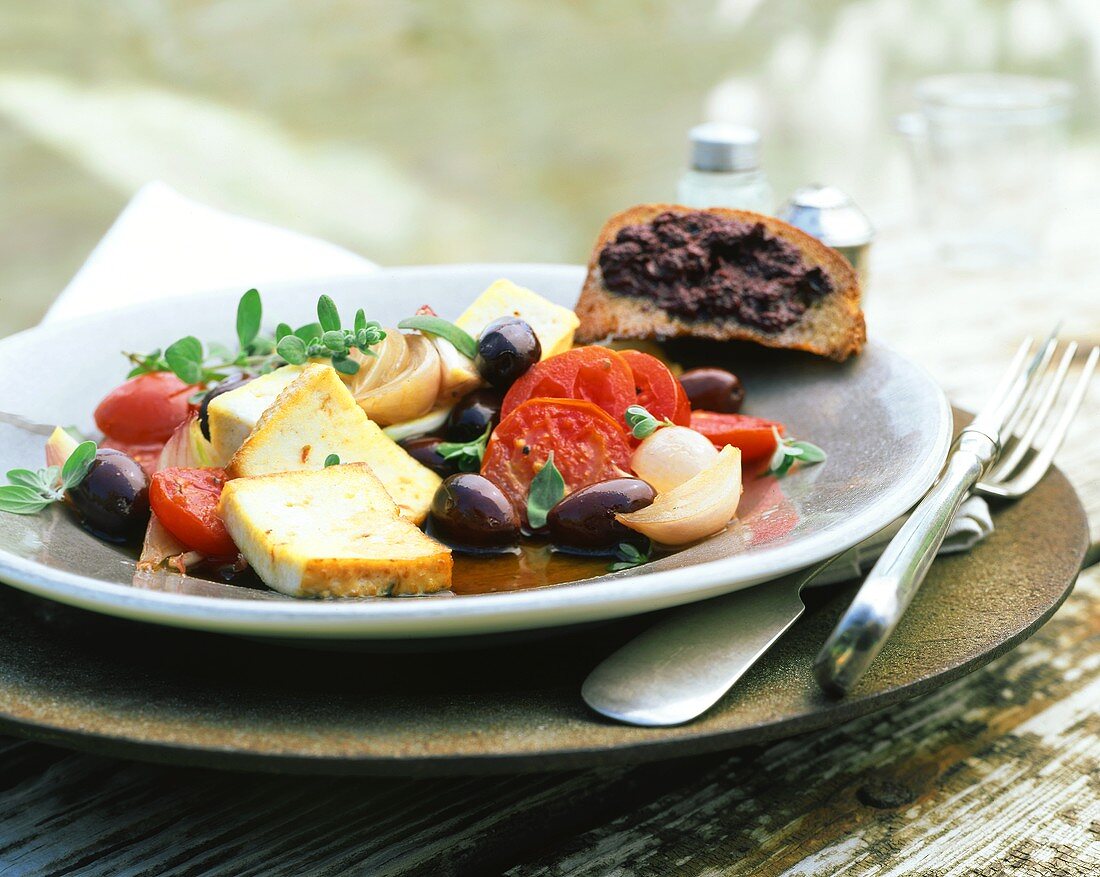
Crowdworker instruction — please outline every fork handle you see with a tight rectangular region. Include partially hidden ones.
[813,431,997,695]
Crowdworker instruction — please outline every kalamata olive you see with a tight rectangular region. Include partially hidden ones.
[400,436,460,478]
[65,449,150,541]
[430,474,520,549]
[547,478,655,551]
[444,390,502,442]
[198,373,255,441]
[475,318,541,390]
[679,368,744,413]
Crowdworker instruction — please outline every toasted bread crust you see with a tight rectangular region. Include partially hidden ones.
[574,203,865,362]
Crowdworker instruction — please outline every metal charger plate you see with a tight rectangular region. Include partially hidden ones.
[0,417,1086,774]
[0,264,951,640]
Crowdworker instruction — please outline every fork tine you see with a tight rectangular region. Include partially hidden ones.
[988,342,1076,481]
[1000,334,1059,438]
[986,345,1098,498]
[976,336,1034,424]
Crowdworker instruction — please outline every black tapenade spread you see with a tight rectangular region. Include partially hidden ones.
[597,211,833,333]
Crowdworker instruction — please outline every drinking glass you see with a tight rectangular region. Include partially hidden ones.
[896,74,1073,269]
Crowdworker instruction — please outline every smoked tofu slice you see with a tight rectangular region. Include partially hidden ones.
[206,366,305,465]
[455,279,580,360]
[218,464,452,597]
[226,363,441,524]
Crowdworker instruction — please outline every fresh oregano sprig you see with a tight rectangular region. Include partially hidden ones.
[624,404,673,440]
[125,289,279,385]
[766,427,827,478]
[526,452,565,529]
[275,295,386,376]
[608,541,651,572]
[0,441,97,516]
[436,425,492,473]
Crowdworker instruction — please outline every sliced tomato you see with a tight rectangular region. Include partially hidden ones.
[618,349,691,427]
[501,347,636,425]
[149,467,237,556]
[690,411,786,463]
[95,372,198,445]
[481,398,633,520]
[100,437,164,478]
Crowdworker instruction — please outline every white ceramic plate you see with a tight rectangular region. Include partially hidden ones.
[0,265,951,640]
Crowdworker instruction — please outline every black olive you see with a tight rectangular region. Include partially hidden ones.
[400,436,460,478]
[429,474,520,549]
[64,449,150,542]
[547,478,655,551]
[679,368,744,413]
[444,390,502,443]
[475,318,541,390]
[198,373,255,441]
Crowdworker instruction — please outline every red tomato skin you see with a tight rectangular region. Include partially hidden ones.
[690,411,786,463]
[501,347,636,425]
[95,372,198,445]
[149,467,237,556]
[481,398,633,521]
[618,350,692,427]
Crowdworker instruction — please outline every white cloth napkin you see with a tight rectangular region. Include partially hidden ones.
[45,181,377,325]
[45,182,995,576]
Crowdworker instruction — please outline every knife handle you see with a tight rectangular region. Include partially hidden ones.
[813,432,996,695]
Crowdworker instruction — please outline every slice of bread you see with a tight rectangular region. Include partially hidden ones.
[574,204,865,362]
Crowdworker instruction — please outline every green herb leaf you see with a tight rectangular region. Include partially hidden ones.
[235,288,262,350]
[164,336,205,384]
[0,485,53,515]
[526,452,565,529]
[324,453,340,468]
[354,308,367,334]
[61,441,97,490]
[294,322,323,344]
[317,295,341,333]
[322,330,346,352]
[397,316,478,360]
[332,357,360,375]
[625,404,664,440]
[6,468,49,491]
[275,322,293,342]
[276,335,309,365]
[767,429,827,478]
[608,541,651,572]
[437,425,492,473]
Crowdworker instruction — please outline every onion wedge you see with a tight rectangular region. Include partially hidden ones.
[354,333,442,426]
[617,446,742,546]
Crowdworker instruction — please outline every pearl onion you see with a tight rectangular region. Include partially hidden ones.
[630,426,720,494]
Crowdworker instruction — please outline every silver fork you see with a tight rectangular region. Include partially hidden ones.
[582,334,1096,726]
[813,333,1098,695]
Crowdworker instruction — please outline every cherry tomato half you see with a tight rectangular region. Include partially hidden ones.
[481,398,633,521]
[501,347,636,425]
[95,372,198,445]
[690,411,786,463]
[618,350,691,427]
[149,467,237,556]
[100,436,164,478]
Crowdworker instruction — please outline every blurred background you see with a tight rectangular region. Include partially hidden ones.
[1,0,1099,338]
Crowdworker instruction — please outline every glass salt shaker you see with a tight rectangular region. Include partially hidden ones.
[676,123,774,213]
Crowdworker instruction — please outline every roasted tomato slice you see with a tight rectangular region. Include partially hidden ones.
[95,372,198,445]
[501,347,636,425]
[690,411,785,463]
[481,398,633,521]
[149,467,237,556]
[618,349,691,427]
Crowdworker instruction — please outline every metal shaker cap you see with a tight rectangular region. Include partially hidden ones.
[778,185,874,248]
[688,123,761,173]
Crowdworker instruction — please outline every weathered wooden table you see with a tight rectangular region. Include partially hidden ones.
[1,244,1098,876]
